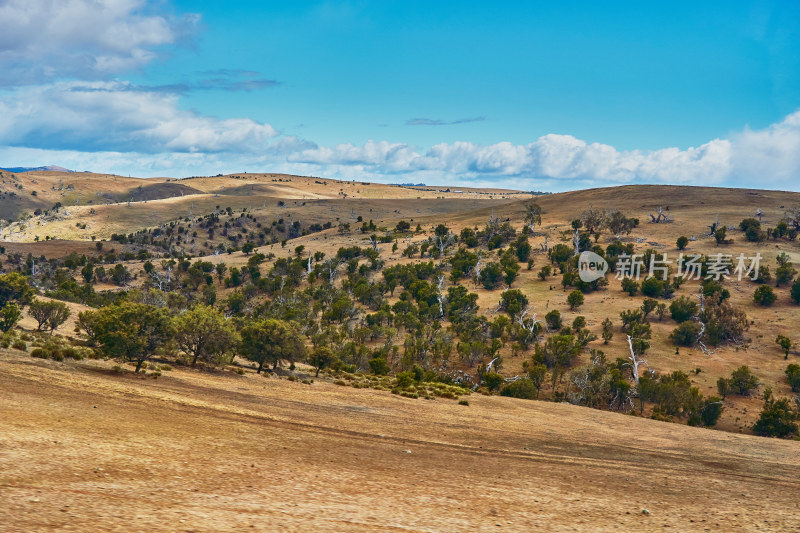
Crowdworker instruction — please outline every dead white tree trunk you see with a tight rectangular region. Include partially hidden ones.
[517,306,544,341]
[626,335,650,386]
[436,275,446,318]
[572,228,580,256]
[694,290,714,356]
[473,255,483,288]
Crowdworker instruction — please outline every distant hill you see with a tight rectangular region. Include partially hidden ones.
[0,165,74,173]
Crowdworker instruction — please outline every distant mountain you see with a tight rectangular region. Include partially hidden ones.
[0,165,74,173]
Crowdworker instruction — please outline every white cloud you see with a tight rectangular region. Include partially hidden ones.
[0,96,798,191]
[0,81,278,153]
[285,133,737,186]
[0,0,198,85]
[730,111,800,185]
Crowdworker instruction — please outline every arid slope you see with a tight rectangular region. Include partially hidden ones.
[1,352,798,532]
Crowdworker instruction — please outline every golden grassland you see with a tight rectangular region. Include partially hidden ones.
[1,350,799,532]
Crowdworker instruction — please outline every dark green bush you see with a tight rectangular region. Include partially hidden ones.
[500,378,538,399]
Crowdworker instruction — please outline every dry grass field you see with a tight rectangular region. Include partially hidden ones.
[2,351,799,532]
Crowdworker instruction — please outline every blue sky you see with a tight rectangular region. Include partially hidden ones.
[0,0,799,190]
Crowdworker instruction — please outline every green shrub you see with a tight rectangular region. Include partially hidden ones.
[717,366,759,397]
[500,378,538,399]
[669,296,698,323]
[395,371,415,389]
[786,364,800,392]
[753,391,799,438]
[753,285,776,306]
[640,277,664,298]
[669,321,701,347]
[482,372,504,391]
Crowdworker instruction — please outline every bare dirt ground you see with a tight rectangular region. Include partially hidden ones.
[2,351,799,532]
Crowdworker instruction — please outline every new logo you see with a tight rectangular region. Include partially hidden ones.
[578,251,608,283]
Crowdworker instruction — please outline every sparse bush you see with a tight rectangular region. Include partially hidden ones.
[717,366,759,397]
[669,296,698,323]
[785,364,800,392]
[791,279,800,304]
[621,277,638,296]
[776,335,792,359]
[640,277,664,298]
[567,290,584,310]
[500,378,537,399]
[482,372,504,391]
[670,321,701,347]
[753,285,776,306]
[545,310,562,330]
[753,389,798,438]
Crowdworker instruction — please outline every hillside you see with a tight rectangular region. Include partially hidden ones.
[0,170,530,227]
[1,176,800,532]
[2,180,800,432]
[2,350,798,532]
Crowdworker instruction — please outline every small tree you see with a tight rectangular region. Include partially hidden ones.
[90,302,173,372]
[523,201,543,231]
[776,335,792,359]
[522,361,547,398]
[545,309,562,330]
[785,364,800,392]
[173,305,238,366]
[0,272,34,308]
[0,303,21,333]
[776,263,797,287]
[28,300,71,334]
[239,318,305,373]
[567,290,584,311]
[718,365,760,396]
[500,289,528,321]
[621,277,638,296]
[791,279,800,304]
[309,346,336,377]
[753,285,776,306]
[753,389,799,438]
[669,295,698,322]
[714,226,727,245]
[538,264,551,281]
[640,277,664,298]
[601,317,613,344]
[670,321,702,347]
[482,372,504,391]
[676,236,689,250]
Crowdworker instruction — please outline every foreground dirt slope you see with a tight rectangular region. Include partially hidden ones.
[1,353,798,532]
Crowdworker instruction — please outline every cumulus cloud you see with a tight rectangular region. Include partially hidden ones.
[0,84,798,190]
[0,81,278,153]
[729,111,800,185]
[0,0,198,85]
[286,133,738,185]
